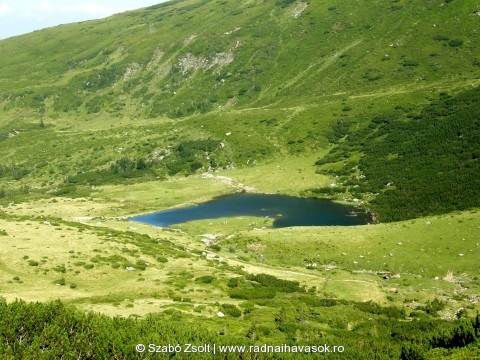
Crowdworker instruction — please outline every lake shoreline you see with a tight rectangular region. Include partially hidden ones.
[129,192,371,229]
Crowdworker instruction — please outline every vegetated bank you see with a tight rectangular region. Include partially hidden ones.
[1,296,480,359]
[311,86,480,222]
[0,0,479,359]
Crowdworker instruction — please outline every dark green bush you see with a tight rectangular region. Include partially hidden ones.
[448,39,464,47]
[53,264,66,273]
[227,277,240,288]
[276,0,295,8]
[403,60,419,67]
[419,298,446,316]
[246,273,303,293]
[157,256,168,263]
[53,278,66,286]
[434,34,449,41]
[195,275,214,284]
[135,260,148,271]
[209,244,221,252]
[229,288,276,300]
[220,304,242,317]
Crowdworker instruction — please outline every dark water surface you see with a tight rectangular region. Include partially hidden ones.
[130,193,370,228]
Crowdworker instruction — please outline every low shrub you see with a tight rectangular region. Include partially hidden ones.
[195,275,214,284]
[229,288,276,300]
[448,39,464,47]
[157,256,168,263]
[53,278,66,286]
[221,304,242,317]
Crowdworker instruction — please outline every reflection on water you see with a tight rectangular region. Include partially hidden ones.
[130,193,370,228]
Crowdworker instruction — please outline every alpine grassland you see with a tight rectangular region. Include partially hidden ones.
[1,0,479,358]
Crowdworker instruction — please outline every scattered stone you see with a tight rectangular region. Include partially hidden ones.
[125,267,135,271]
[201,238,213,246]
[425,221,432,225]
[321,264,336,271]
[178,52,233,74]
[381,272,401,280]
[217,311,225,318]
[43,221,50,225]
[223,27,241,35]
[291,1,308,18]
[443,270,455,282]
[123,62,142,82]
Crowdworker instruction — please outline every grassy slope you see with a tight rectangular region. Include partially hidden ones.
[1,178,479,314]
[1,189,479,358]
[0,0,480,358]
[0,0,479,191]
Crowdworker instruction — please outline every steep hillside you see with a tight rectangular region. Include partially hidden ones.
[0,0,479,216]
[1,0,479,117]
[312,86,480,221]
[1,1,480,358]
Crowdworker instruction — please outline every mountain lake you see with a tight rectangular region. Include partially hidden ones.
[130,193,370,228]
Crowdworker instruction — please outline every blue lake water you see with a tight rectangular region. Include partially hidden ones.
[130,193,370,228]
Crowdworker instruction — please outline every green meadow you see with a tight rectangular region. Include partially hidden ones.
[0,0,479,358]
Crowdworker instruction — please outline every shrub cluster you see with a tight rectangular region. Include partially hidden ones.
[314,87,480,221]
[228,273,304,300]
[0,298,479,359]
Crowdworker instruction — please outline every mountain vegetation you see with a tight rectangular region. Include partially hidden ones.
[1,298,480,359]
[1,0,479,197]
[313,86,480,221]
[0,0,479,358]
